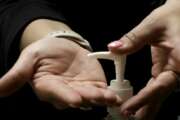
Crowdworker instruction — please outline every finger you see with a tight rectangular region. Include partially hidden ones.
[135,101,161,120]
[151,46,169,77]
[82,81,107,88]
[102,88,122,106]
[71,81,107,88]
[108,9,164,54]
[0,52,34,96]
[33,78,83,108]
[52,101,69,110]
[70,83,122,106]
[120,71,177,116]
[70,84,106,105]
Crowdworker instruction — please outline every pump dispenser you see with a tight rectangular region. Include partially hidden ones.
[88,51,133,120]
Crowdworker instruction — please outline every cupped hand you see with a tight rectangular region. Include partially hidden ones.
[0,37,121,109]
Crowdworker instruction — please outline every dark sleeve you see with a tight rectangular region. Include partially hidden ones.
[0,0,66,72]
[148,0,166,10]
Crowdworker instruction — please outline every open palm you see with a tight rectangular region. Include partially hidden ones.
[0,37,121,109]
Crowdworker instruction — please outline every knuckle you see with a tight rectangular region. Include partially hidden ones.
[153,81,172,96]
[21,45,41,61]
[167,71,177,80]
[155,82,167,91]
[144,8,164,29]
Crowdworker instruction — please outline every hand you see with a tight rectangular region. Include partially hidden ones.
[108,0,180,119]
[0,37,122,109]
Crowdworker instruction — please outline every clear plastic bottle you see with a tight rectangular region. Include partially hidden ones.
[88,51,133,120]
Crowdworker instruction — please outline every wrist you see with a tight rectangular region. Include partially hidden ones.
[20,19,71,50]
[45,30,92,51]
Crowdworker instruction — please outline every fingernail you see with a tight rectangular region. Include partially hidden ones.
[108,41,123,48]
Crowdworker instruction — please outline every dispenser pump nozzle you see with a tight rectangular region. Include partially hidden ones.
[88,51,126,84]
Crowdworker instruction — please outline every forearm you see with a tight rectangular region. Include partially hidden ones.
[20,19,72,50]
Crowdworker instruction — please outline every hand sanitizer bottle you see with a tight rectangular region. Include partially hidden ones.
[88,51,133,120]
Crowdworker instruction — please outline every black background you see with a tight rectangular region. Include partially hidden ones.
[0,0,179,120]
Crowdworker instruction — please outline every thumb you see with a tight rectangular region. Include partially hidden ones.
[0,51,35,96]
[108,9,165,54]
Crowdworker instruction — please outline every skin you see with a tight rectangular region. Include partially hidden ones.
[0,19,122,109]
[108,0,180,119]
[1,0,180,118]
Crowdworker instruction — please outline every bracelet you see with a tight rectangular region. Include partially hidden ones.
[45,30,92,51]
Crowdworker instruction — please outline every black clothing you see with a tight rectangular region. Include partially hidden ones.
[0,0,179,120]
